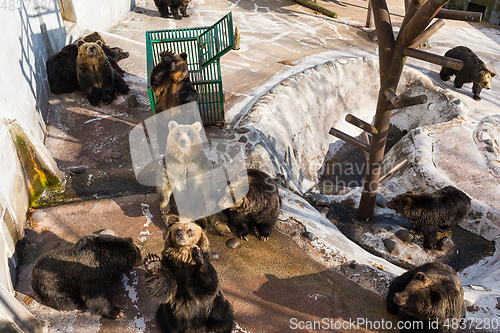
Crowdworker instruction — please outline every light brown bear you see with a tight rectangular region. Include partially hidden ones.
[157,121,216,224]
[143,216,234,333]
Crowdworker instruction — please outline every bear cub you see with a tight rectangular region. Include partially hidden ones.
[151,50,198,112]
[31,234,142,319]
[387,186,471,250]
[144,216,234,333]
[158,120,215,223]
[154,0,190,19]
[387,262,465,333]
[217,168,281,241]
[76,39,130,105]
[440,46,495,101]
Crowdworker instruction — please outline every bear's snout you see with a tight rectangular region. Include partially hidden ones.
[179,138,188,147]
[175,230,187,244]
[87,46,95,56]
[394,292,409,306]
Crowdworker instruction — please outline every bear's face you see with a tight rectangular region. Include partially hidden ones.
[167,120,203,152]
[478,70,495,90]
[165,221,210,263]
[77,40,105,59]
[169,52,189,82]
[393,272,441,318]
[386,190,414,214]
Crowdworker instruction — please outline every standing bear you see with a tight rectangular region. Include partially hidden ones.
[150,50,198,112]
[143,217,234,333]
[217,169,281,241]
[387,186,471,250]
[440,46,495,101]
[158,120,216,223]
[76,40,130,105]
[154,0,191,19]
[387,262,465,333]
[31,234,142,319]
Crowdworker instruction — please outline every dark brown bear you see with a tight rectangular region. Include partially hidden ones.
[154,0,190,19]
[150,50,198,112]
[217,169,281,241]
[31,234,142,319]
[387,186,471,250]
[46,32,128,95]
[143,216,234,333]
[387,262,465,333]
[440,46,496,101]
[76,40,130,105]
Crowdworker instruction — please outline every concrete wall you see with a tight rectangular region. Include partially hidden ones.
[446,0,500,25]
[0,0,141,330]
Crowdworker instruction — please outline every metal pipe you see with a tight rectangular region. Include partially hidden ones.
[409,18,444,48]
[384,89,403,108]
[379,158,408,182]
[403,47,463,70]
[388,94,428,112]
[436,8,482,22]
[329,128,370,152]
[345,114,379,135]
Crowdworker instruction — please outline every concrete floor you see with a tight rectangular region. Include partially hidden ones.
[13,0,500,331]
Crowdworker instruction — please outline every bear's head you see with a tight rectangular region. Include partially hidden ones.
[478,69,496,90]
[393,271,442,319]
[158,50,189,83]
[387,190,415,215]
[76,40,106,69]
[163,215,209,265]
[166,120,203,156]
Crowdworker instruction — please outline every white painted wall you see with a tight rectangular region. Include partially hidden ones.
[0,0,142,330]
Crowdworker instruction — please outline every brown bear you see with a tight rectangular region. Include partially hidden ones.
[46,32,128,95]
[157,120,216,224]
[154,0,190,19]
[387,262,465,333]
[387,186,471,250]
[150,50,198,112]
[143,216,234,333]
[76,40,130,105]
[217,169,281,241]
[31,234,142,319]
[440,46,495,101]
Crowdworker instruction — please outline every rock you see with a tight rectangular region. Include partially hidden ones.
[395,229,414,243]
[302,231,317,241]
[371,224,388,234]
[95,229,115,236]
[437,237,454,252]
[113,96,126,105]
[216,143,227,153]
[127,94,139,107]
[383,238,399,254]
[496,297,500,310]
[237,135,248,143]
[347,260,357,269]
[236,128,249,134]
[32,211,47,223]
[310,193,330,206]
[467,304,479,312]
[67,165,86,174]
[226,238,241,249]
[111,151,123,159]
[464,299,473,308]
[210,252,220,260]
[375,193,386,208]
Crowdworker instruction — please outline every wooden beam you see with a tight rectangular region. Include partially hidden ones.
[388,95,428,112]
[410,19,444,48]
[345,114,379,135]
[403,47,463,70]
[329,128,370,152]
[436,8,482,22]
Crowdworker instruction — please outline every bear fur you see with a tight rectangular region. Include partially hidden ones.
[76,39,130,105]
[150,50,198,112]
[154,0,190,19]
[217,168,281,241]
[143,217,234,333]
[31,234,142,319]
[47,32,128,95]
[387,186,471,250]
[387,262,465,333]
[158,120,215,224]
[440,46,495,101]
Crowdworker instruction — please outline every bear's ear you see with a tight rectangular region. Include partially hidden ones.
[96,40,103,46]
[415,272,428,283]
[194,217,208,231]
[77,40,85,48]
[405,190,414,194]
[166,215,180,228]
[192,121,202,132]
[491,71,496,78]
[197,230,210,254]
[168,120,179,131]
[180,52,188,61]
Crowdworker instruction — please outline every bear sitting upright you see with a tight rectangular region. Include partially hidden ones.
[217,169,281,241]
[440,46,496,101]
[76,40,130,106]
[150,50,198,112]
[157,120,215,224]
[387,186,471,250]
[143,216,234,333]
[31,234,142,319]
[387,262,465,333]
[154,0,190,19]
